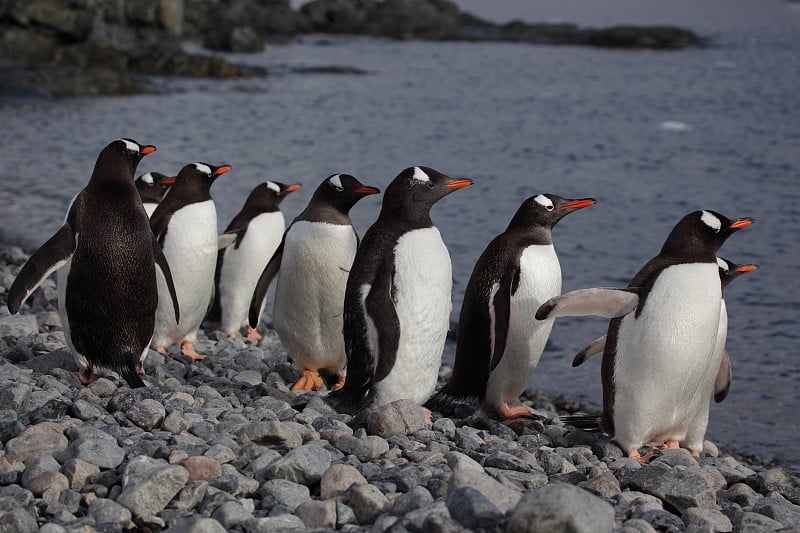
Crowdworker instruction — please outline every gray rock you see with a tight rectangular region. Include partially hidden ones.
[335,434,389,462]
[483,451,535,473]
[446,451,484,474]
[446,485,502,530]
[0,314,39,337]
[238,421,302,448]
[248,514,305,532]
[0,382,32,413]
[21,454,60,490]
[447,468,521,513]
[579,470,622,499]
[171,481,209,513]
[320,463,368,498]
[70,438,126,469]
[751,493,800,527]
[211,501,253,529]
[720,482,762,507]
[264,443,331,485]
[164,517,227,533]
[652,448,695,467]
[393,486,434,516]
[732,511,784,532]
[350,483,391,525]
[639,509,686,530]
[259,479,310,511]
[295,499,337,529]
[367,399,428,437]
[70,399,106,421]
[508,483,614,533]
[621,518,658,533]
[682,506,733,532]
[747,468,800,505]
[432,417,457,439]
[88,497,133,526]
[628,462,717,512]
[116,457,189,517]
[125,398,166,431]
[0,507,38,533]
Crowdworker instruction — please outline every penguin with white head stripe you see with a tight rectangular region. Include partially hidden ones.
[331,166,473,412]
[537,210,754,462]
[135,172,176,217]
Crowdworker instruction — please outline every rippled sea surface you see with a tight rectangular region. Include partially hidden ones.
[0,6,798,467]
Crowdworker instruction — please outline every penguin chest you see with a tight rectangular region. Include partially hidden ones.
[273,221,357,370]
[143,202,158,218]
[374,227,452,405]
[613,263,722,444]
[487,245,562,403]
[219,212,285,330]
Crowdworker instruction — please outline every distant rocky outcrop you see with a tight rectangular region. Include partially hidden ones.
[0,0,705,98]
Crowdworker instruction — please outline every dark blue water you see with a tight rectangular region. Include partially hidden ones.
[0,4,798,467]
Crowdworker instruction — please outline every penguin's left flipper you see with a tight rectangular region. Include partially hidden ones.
[572,335,607,367]
[217,233,237,250]
[249,238,285,328]
[488,264,517,371]
[152,234,181,323]
[714,350,732,403]
[536,287,641,320]
[369,260,400,383]
[7,224,75,313]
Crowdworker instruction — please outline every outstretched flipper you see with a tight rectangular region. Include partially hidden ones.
[489,264,516,371]
[152,234,181,324]
[7,224,76,313]
[248,238,285,328]
[536,287,640,321]
[714,350,732,403]
[572,335,607,367]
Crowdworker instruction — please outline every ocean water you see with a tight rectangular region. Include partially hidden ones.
[0,4,798,467]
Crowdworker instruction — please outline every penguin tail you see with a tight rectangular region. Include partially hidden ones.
[560,414,604,432]
[425,383,481,416]
[327,380,372,415]
[117,348,146,388]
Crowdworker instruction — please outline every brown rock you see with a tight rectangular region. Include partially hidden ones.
[62,458,101,491]
[182,456,223,481]
[320,464,368,499]
[5,424,68,462]
[367,399,427,438]
[29,470,69,502]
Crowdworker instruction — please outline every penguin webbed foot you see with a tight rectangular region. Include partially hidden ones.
[291,369,324,391]
[73,368,100,386]
[496,403,535,420]
[628,448,657,464]
[246,326,262,341]
[180,341,206,361]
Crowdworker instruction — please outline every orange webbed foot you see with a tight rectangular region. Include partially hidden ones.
[422,407,433,426]
[246,326,262,341]
[628,449,657,464]
[659,440,680,450]
[180,341,206,361]
[496,403,534,420]
[332,374,346,391]
[73,369,100,385]
[227,331,239,339]
[291,369,324,391]
[154,346,167,354]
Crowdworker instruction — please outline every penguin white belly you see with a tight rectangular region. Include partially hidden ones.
[152,201,218,347]
[273,221,357,373]
[219,212,285,334]
[374,227,452,406]
[485,245,561,409]
[612,263,722,451]
[143,202,158,218]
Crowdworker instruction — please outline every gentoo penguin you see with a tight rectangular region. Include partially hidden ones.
[135,172,176,217]
[6,139,180,387]
[249,174,380,391]
[150,162,231,360]
[212,180,302,339]
[536,210,754,462]
[330,166,473,411]
[431,194,596,419]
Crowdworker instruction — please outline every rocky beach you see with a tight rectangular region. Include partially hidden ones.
[1,242,799,532]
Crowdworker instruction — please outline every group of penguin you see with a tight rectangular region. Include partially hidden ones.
[6,138,757,464]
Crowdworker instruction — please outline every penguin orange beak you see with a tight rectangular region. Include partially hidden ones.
[285,183,302,192]
[446,179,474,189]
[162,176,176,185]
[214,165,232,176]
[559,198,596,210]
[735,264,759,273]
[729,217,754,229]
[354,186,380,195]
[141,145,156,155]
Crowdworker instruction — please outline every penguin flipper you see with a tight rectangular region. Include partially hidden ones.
[248,239,284,328]
[7,224,75,313]
[536,287,640,320]
[489,265,516,371]
[152,234,181,324]
[572,335,607,367]
[217,233,237,250]
[369,260,400,383]
[714,350,732,403]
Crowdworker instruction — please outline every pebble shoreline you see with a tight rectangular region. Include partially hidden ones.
[0,243,798,533]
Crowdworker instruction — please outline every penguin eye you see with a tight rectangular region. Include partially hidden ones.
[545,204,554,211]
[426,180,436,189]
[332,184,344,192]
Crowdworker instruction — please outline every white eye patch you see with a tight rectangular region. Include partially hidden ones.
[266,181,280,194]
[701,210,722,232]
[119,139,139,153]
[140,172,154,185]
[328,174,343,188]
[194,163,212,175]
[534,194,554,209]
[412,167,430,183]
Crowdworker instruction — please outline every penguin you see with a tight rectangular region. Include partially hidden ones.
[6,139,180,387]
[536,210,753,462]
[330,166,473,411]
[150,162,231,360]
[212,180,302,339]
[248,174,380,391]
[135,172,176,217]
[430,194,596,419]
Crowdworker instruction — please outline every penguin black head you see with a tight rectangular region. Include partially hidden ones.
[313,173,380,214]
[245,180,302,212]
[135,172,176,203]
[660,210,754,260]
[91,138,156,184]
[172,162,232,196]
[717,256,759,289]
[508,193,596,234]
[381,166,473,222]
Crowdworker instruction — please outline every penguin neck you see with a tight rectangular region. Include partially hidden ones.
[297,200,353,226]
[171,180,213,203]
[378,203,432,228]
[504,223,553,246]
